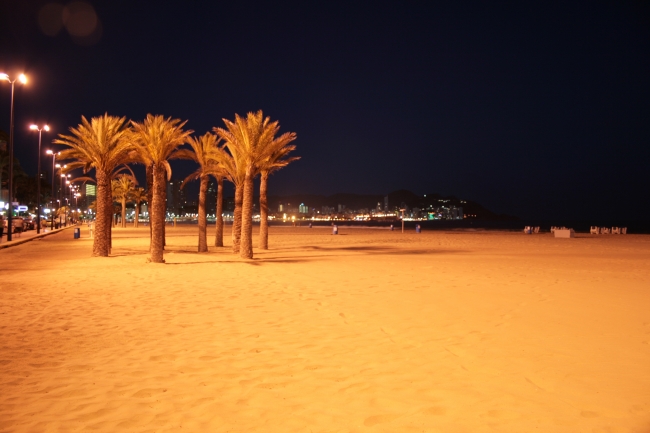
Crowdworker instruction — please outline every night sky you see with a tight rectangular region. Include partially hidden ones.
[1,1,649,220]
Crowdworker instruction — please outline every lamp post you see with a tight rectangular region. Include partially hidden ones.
[30,124,49,234]
[65,175,71,226]
[45,149,58,230]
[60,173,66,228]
[66,180,74,225]
[46,150,58,230]
[74,192,80,222]
[0,72,27,241]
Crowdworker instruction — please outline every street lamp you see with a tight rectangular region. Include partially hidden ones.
[75,193,80,221]
[66,180,75,225]
[60,173,66,227]
[30,124,49,234]
[0,72,27,241]
[46,150,59,230]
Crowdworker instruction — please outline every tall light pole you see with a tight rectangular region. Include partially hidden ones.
[60,173,66,228]
[46,150,59,230]
[30,124,49,234]
[0,72,27,241]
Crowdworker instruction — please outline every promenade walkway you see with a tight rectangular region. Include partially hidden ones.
[0,225,75,249]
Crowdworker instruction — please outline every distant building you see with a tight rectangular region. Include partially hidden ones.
[166,179,183,215]
[82,183,97,209]
[299,203,309,214]
[206,180,216,214]
[426,206,463,220]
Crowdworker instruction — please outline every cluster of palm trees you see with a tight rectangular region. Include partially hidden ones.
[55,111,298,262]
[111,173,146,228]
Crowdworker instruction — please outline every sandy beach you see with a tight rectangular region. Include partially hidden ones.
[1,226,649,432]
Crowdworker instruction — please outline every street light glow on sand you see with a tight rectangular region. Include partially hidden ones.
[0,226,649,431]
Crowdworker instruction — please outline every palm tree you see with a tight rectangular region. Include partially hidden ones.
[211,166,228,248]
[175,132,221,252]
[258,144,299,249]
[130,187,147,228]
[210,142,245,253]
[130,114,192,263]
[72,164,135,246]
[54,114,132,257]
[215,110,297,259]
[56,205,70,222]
[112,174,137,228]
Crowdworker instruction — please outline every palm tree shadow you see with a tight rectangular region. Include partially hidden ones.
[110,249,149,257]
[118,245,468,265]
[251,245,468,264]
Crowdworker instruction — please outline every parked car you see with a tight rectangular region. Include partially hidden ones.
[23,216,35,230]
[3,216,25,234]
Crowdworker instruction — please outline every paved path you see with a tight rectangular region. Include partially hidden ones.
[0,225,76,249]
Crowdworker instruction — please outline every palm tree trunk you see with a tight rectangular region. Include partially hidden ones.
[146,164,154,250]
[215,176,224,247]
[239,170,254,259]
[134,203,139,228]
[121,197,127,228]
[150,162,166,263]
[232,184,243,254]
[259,171,269,250]
[93,170,111,257]
[104,192,115,254]
[198,174,208,252]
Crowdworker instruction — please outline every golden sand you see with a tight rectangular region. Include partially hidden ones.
[1,226,649,432]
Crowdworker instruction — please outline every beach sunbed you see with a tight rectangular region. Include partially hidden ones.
[590,226,599,234]
[611,227,621,234]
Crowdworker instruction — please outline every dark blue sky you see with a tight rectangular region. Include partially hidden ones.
[1,1,649,220]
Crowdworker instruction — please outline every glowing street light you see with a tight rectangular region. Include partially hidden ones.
[0,72,27,241]
[30,124,50,234]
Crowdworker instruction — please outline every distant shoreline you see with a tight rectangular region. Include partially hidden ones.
[168,219,650,234]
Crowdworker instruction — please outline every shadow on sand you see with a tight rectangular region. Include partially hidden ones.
[109,244,469,265]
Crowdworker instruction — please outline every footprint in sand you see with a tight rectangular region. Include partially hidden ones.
[629,405,646,414]
[132,388,167,398]
[199,355,220,361]
[149,354,176,361]
[485,409,521,420]
[364,414,400,426]
[580,410,599,418]
[421,406,447,416]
